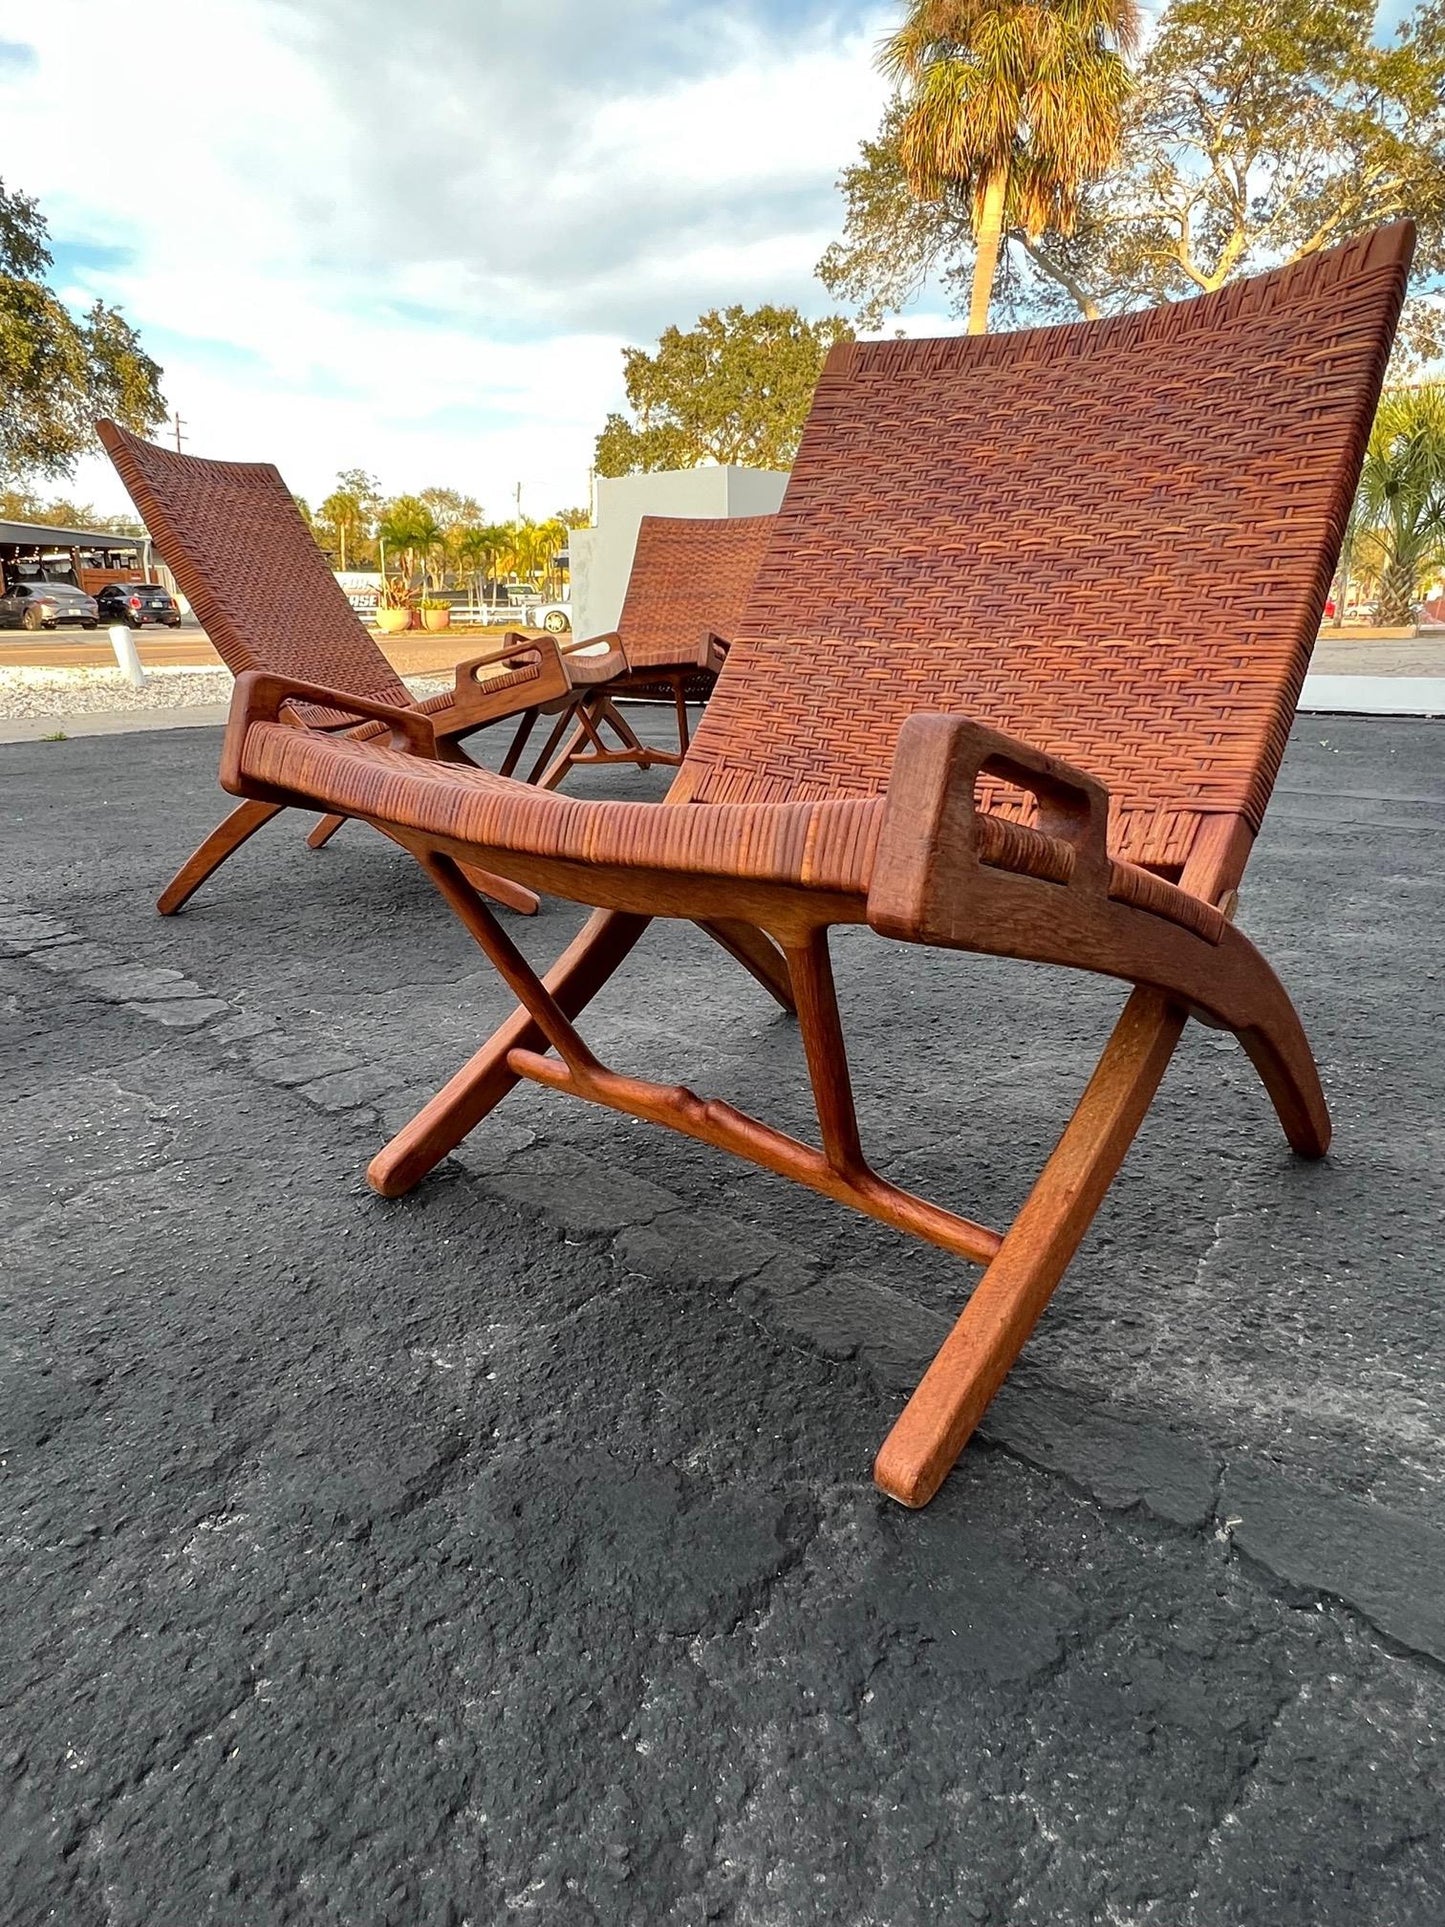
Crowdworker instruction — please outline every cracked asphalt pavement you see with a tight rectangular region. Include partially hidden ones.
[2,711,1443,1925]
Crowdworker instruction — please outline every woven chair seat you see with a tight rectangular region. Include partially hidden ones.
[241,719,1223,938]
[243,721,881,893]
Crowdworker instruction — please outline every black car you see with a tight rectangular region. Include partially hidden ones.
[96,581,182,628]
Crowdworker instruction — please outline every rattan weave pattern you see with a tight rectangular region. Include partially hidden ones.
[97,422,414,731]
[679,226,1411,869]
[240,719,1225,939]
[615,514,773,673]
[244,722,883,895]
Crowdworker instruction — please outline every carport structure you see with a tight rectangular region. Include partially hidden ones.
[0,516,158,598]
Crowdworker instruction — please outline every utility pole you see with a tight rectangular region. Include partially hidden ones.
[514,481,523,522]
[171,411,187,454]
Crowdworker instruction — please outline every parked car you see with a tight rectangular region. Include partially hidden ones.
[96,581,182,628]
[483,581,570,628]
[531,599,572,633]
[0,579,99,630]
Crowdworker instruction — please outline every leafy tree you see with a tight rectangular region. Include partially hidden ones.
[0,485,95,523]
[501,516,568,598]
[822,0,1445,348]
[0,178,166,479]
[0,488,149,536]
[594,305,855,476]
[317,470,385,569]
[418,485,483,531]
[335,467,382,513]
[879,0,1139,333]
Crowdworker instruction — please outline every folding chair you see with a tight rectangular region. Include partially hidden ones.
[211,224,1410,1505]
[97,421,577,916]
[520,513,773,787]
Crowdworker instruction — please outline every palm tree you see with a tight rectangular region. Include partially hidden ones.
[318,487,367,571]
[512,516,567,598]
[452,523,512,603]
[881,0,1139,334]
[376,498,444,589]
[1354,384,1445,626]
[413,509,445,589]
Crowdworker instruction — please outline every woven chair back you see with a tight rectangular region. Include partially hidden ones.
[97,422,413,730]
[617,514,773,670]
[681,225,1412,870]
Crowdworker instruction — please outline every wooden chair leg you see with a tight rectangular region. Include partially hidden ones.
[157,799,287,915]
[782,927,865,1175]
[307,812,347,850]
[526,707,581,785]
[499,709,538,780]
[695,919,796,1012]
[366,906,651,1196]
[1236,1003,1330,1158]
[538,702,609,790]
[457,862,540,917]
[597,697,648,755]
[873,987,1188,1507]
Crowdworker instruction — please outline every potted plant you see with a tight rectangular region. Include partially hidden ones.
[419,596,451,633]
[375,576,413,634]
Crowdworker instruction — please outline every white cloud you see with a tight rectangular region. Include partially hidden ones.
[2,0,897,519]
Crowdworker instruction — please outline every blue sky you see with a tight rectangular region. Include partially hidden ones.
[3,1,1426,519]
[0,0,904,518]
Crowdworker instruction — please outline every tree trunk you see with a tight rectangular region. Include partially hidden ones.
[968,166,1009,336]
[1377,554,1418,627]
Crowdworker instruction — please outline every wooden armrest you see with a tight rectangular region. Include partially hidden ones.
[452,632,557,682]
[698,629,732,671]
[447,633,556,719]
[435,632,570,727]
[555,629,627,686]
[228,670,436,751]
[560,629,620,656]
[868,714,1109,944]
[220,670,436,794]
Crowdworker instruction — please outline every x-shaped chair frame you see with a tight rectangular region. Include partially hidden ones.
[222,672,1328,1506]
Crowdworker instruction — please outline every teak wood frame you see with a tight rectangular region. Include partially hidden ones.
[521,632,731,789]
[155,632,572,918]
[157,227,1412,1508]
[221,674,1328,1508]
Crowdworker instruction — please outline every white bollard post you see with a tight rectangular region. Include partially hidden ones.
[108,623,146,688]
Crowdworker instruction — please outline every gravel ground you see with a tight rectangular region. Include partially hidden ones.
[0,666,452,723]
[2,713,1443,1926]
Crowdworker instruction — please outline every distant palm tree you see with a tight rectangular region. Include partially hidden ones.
[513,516,567,598]
[882,0,1139,333]
[414,510,445,589]
[452,523,513,603]
[1355,383,1445,626]
[318,488,367,571]
[376,498,445,589]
